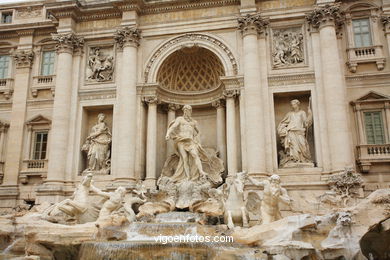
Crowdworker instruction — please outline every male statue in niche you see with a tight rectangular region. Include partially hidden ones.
[82,113,112,175]
[164,105,222,184]
[277,98,313,168]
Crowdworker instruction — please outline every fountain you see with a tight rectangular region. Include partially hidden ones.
[1,105,390,259]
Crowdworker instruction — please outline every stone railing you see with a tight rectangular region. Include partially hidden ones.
[0,78,13,99]
[31,75,55,97]
[357,144,390,173]
[20,159,48,184]
[347,45,385,72]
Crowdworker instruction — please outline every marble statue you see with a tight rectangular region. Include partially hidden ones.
[82,113,112,175]
[42,173,98,224]
[91,186,127,221]
[87,47,114,82]
[164,105,222,184]
[248,174,292,225]
[277,99,313,168]
[273,28,304,67]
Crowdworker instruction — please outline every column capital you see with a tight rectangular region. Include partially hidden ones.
[114,26,141,49]
[51,32,84,54]
[223,89,240,99]
[212,99,226,109]
[381,15,390,33]
[237,13,269,37]
[13,50,34,69]
[306,4,344,30]
[167,103,181,112]
[143,95,160,105]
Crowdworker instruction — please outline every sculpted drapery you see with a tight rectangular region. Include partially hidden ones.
[277,99,313,167]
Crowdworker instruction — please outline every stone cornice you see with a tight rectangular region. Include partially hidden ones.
[13,50,34,69]
[268,72,315,87]
[237,13,269,36]
[114,27,141,49]
[306,4,344,30]
[52,32,84,54]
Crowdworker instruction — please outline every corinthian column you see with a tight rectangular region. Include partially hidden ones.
[224,89,240,177]
[212,100,226,169]
[113,27,141,185]
[44,33,83,186]
[237,14,268,176]
[2,50,34,187]
[307,5,354,172]
[144,96,159,188]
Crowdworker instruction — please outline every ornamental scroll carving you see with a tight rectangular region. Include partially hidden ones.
[272,28,304,67]
[51,33,84,53]
[86,47,114,82]
[237,13,269,35]
[114,27,141,49]
[306,4,345,30]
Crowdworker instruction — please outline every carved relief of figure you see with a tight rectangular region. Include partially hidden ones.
[164,105,223,184]
[87,47,114,82]
[82,113,111,174]
[272,28,304,67]
[248,175,292,225]
[277,99,313,168]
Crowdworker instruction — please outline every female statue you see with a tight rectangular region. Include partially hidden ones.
[82,113,111,174]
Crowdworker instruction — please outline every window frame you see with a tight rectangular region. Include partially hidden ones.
[0,10,13,24]
[0,55,10,79]
[40,50,56,76]
[363,110,386,144]
[32,130,48,160]
[352,17,373,48]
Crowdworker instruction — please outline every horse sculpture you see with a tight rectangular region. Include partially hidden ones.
[221,172,257,229]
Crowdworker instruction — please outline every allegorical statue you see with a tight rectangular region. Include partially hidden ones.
[87,48,114,82]
[248,174,292,225]
[82,113,111,174]
[277,99,313,168]
[164,105,223,184]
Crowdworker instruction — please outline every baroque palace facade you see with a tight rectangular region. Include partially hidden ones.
[0,0,389,213]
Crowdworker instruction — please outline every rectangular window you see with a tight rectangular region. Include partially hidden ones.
[364,111,385,144]
[33,131,48,160]
[40,51,55,76]
[0,55,9,79]
[1,12,12,24]
[353,18,372,47]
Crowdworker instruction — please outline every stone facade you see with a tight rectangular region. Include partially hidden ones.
[0,0,389,216]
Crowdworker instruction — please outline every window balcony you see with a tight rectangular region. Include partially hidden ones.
[20,159,48,184]
[0,78,13,99]
[347,45,385,73]
[31,75,55,97]
[357,144,390,173]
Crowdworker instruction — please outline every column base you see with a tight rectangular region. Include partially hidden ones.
[35,181,73,205]
[0,185,19,211]
[143,178,156,190]
[107,178,137,191]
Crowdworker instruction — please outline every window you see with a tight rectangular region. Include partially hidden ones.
[353,18,372,47]
[33,131,48,160]
[364,111,385,144]
[40,51,55,76]
[1,12,12,24]
[0,55,9,79]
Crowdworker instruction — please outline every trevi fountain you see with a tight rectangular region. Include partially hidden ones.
[0,104,389,259]
[0,0,390,259]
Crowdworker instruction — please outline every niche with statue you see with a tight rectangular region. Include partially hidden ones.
[273,92,316,168]
[80,106,113,175]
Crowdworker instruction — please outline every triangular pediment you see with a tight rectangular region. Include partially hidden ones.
[355,91,390,102]
[26,114,51,125]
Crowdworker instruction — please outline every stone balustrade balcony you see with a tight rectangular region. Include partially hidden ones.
[31,75,55,97]
[357,143,390,173]
[347,45,385,73]
[0,78,13,99]
[20,159,48,184]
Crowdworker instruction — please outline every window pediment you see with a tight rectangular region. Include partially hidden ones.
[26,114,51,127]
